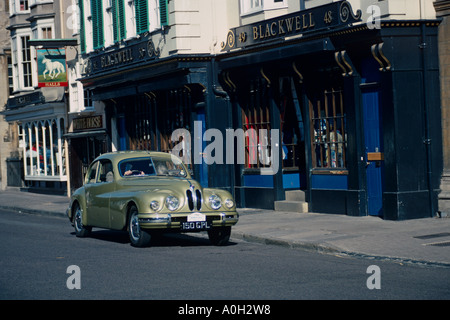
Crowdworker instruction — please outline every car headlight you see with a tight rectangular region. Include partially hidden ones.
[165,195,180,211]
[209,194,222,210]
[224,198,234,209]
[150,200,160,211]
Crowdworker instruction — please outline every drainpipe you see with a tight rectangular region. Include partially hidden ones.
[420,22,436,217]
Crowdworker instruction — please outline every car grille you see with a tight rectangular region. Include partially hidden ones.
[186,188,202,211]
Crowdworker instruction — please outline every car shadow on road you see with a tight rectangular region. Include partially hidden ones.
[71,230,237,247]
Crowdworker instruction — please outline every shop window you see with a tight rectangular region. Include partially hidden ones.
[241,79,272,170]
[121,89,192,164]
[158,90,191,154]
[126,93,155,151]
[22,118,67,181]
[280,77,304,170]
[309,88,347,169]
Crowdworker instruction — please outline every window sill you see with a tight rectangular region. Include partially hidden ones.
[311,169,348,175]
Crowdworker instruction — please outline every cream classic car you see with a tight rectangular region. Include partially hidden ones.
[67,151,238,247]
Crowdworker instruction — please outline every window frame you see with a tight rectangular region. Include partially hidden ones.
[240,0,288,16]
[20,34,33,89]
[309,87,347,171]
[240,79,272,171]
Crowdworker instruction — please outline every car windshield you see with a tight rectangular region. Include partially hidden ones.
[119,156,187,178]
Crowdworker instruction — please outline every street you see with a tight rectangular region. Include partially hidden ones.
[1,208,450,301]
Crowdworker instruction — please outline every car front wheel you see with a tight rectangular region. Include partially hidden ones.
[73,203,91,237]
[208,226,231,246]
[127,205,151,247]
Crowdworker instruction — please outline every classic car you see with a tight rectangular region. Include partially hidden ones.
[67,151,238,247]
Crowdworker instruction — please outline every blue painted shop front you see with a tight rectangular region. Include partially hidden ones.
[217,10,442,219]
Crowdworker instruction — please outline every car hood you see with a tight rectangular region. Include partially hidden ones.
[118,176,201,191]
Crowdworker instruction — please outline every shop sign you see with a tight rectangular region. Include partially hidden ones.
[82,36,160,77]
[37,48,68,87]
[73,115,103,131]
[7,91,44,109]
[221,0,362,51]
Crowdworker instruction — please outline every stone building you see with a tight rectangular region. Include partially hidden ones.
[0,0,19,190]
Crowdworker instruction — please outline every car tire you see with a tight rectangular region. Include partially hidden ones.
[128,205,151,247]
[73,203,91,238]
[208,226,231,246]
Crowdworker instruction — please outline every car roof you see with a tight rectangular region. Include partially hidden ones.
[95,151,177,163]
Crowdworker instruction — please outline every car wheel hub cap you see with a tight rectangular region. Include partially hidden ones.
[131,214,140,240]
[75,209,83,231]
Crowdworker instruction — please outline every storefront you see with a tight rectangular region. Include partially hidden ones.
[76,33,233,192]
[217,1,443,220]
[3,89,68,194]
[65,112,108,191]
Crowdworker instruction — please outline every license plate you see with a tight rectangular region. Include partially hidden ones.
[181,221,211,230]
[187,212,206,222]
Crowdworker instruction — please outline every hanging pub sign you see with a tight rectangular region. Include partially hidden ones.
[221,0,362,51]
[37,48,68,87]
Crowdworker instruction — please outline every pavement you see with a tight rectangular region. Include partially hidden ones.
[1,188,450,268]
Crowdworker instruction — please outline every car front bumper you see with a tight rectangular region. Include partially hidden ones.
[138,212,239,231]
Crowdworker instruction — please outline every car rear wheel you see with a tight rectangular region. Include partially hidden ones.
[208,226,231,246]
[128,205,151,247]
[73,203,91,237]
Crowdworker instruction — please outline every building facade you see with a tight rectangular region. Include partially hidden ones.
[216,0,443,220]
[3,0,442,220]
[0,0,18,191]
[2,0,84,194]
[71,0,233,193]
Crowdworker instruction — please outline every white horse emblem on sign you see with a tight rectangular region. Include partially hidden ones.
[42,58,65,80]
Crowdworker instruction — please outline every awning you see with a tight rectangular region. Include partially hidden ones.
[63,130,107,139]
[218,38,335,70]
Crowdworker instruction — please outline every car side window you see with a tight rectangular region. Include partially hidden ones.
[98,160,114,183]
[87,161,99,184]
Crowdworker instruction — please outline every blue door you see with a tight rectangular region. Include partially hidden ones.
[195,110,208,187]
[362,87,384,216]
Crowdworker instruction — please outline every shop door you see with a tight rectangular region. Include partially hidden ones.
[362,87,384,216]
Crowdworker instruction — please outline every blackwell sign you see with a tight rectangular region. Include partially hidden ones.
[221,0,362,51]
